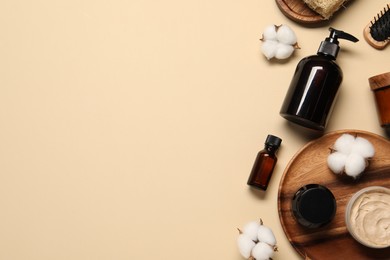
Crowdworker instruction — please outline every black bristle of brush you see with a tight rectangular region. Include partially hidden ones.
[370,4,390,42]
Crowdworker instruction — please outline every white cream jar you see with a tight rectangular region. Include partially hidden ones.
[345,186,390,248]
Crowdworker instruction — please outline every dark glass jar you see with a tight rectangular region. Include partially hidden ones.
[292,184,336,228]
[369,72,390,129]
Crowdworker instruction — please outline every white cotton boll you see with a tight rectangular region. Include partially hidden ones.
[276,24,297,45]
[257,225,277,246]
[261,40,278,60]
[333,134,356,155]
[327,152,347,174]
[251,242,274,260]
[261,24,298,61]
[351,137,375,158]
[275,43,294,59]
[242,221,261,241]
[344,153,366,178]
[262,25,277,41]
[237,234,256,259]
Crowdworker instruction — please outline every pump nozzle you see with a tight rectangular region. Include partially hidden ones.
[327,27,359,44]
[318,27,359,60]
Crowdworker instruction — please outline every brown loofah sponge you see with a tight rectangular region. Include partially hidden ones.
[302,0,348,19]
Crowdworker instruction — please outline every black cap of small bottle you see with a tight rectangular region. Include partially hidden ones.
[265,135,282,148]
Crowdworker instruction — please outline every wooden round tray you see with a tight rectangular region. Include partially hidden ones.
[278,129,390,260]
[275,0,324,24]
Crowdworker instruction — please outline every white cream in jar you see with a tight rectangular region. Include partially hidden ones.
[345,186,390,248]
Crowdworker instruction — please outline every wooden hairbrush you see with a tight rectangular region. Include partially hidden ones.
[363,4,390,49]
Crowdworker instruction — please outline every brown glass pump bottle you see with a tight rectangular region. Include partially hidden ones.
[247,135,282,190]
[280,28,358,131]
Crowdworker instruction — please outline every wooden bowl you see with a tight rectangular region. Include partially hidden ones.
[275,0,324,24]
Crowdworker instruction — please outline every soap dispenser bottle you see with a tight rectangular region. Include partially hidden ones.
[280,28,358,131]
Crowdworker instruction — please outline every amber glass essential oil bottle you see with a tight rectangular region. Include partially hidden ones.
[247,135,282,190]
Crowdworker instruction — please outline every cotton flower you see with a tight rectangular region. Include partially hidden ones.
[276,24,297,45]
[251,242,275,260]
[237,234,256,259]
[327,134,375,179]
[257,225,276,246]
[275,43,295,59]
[237,219,278,260]
[344,153,367,178]
[261,40,278,60]
[327,152,348,174]
[333,133,355,154]
[351,137,375,158]
[242,221,261,242]
[262,25,277,41]
[260,24,299,60]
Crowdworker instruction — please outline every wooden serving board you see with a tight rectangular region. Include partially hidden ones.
[275,0,324,24]
[278,129,390,260]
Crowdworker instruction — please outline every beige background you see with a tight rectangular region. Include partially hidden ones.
[1,0,389,259]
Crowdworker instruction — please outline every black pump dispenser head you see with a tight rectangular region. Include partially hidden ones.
[317,27,359,60]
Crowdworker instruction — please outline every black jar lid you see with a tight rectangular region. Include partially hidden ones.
[292,184,337,228]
